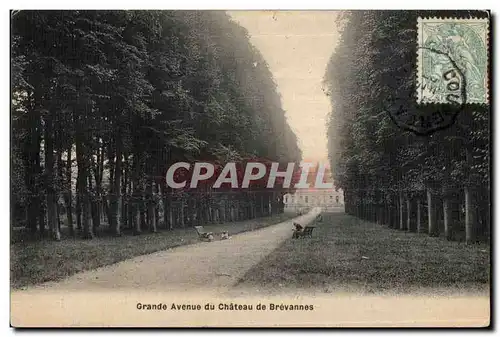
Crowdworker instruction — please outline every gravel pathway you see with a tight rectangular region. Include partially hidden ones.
[18,208,321,294]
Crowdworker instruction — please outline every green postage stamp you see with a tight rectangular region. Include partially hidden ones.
[417,17,489,104]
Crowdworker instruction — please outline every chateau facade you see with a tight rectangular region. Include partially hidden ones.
[283,187,344,213]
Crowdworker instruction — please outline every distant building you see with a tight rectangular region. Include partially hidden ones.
[284,187,344,213]
[283,164,344,213]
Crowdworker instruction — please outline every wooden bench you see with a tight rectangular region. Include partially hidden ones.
[194,226,214,242]
[301,226,315,238]
[293,225,315,239]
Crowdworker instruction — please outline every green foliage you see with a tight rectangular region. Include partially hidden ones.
[324,11,490,207]
[11,10,301,237]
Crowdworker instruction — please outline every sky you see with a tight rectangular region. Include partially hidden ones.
[228,11,340,164]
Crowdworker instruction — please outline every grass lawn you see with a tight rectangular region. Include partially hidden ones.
[11,212,297,289]
[236,212,490,294]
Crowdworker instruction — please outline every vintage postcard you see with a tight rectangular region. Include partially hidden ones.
[10,10,491,328]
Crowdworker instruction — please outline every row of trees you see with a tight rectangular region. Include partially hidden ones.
[324,11,490,243]
[11,10,301,240]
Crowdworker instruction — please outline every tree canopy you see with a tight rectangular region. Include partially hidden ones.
[324,11,490,243]
[11,10,301,240]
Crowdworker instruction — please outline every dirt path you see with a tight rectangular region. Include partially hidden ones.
[18,208,321,294]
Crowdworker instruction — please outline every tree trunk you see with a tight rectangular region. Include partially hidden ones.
[443,191,452,240]
[398,190,405,230]
[154,200,160,232]
[96,141,105,225]
[106,142,115,224]
[388,198,395,228]
[140,207,147,231]
[38,200,46,237]
[168,203,173,229]
[219,198,226,223]
[64,145,74,236]
[132,182,141,235]
[43,112,61,241]
[416,199,422,234]
[146,176,156,233]
[464,146,477,244]
[89,146,104,231]
[56,150,63,233]
[160,179,172,230]
[130,152,140,235]
[260,194,264,217]
[76,153,92,238]
[204,199,211,223]
[76,190,82,231]
[376,206,383,225]
[269,192,274,216]
[102,198,109,224]
[464,185,476,244]
[427,189,438,237]
[406,197,411,232]
[56,196,62,232]
[88,175,100,235]
[75,112,93,239]
[122,155,129,230]
[109,135,122,236]
[131,149,144,235]
[24,98,41,237]
[250,194,256,219]
[384,198,390,226]
[180,199,185,228]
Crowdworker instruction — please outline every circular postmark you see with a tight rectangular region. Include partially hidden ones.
[384,48,466,136]
[419,46,467,105]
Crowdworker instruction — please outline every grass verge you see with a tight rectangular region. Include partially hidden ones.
[11,212,297,289]
[236,212,490,294]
